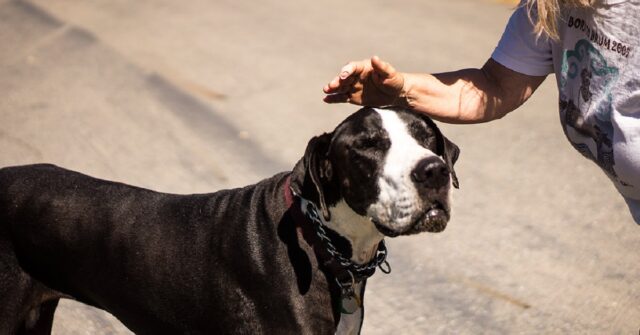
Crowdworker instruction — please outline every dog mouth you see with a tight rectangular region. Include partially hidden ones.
[409,201,449,234]
[372,201,449,237]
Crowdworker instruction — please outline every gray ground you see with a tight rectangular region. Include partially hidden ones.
[1,0,638,334]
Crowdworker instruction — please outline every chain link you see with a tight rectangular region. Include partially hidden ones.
[304,202,390,279]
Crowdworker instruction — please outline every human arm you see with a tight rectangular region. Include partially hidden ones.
[322,56,547,124]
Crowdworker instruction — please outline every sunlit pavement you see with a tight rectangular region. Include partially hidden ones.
[1,0,638,333]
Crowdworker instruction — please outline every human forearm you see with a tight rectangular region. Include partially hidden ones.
[398,70,498,124]
[399,60,545,124]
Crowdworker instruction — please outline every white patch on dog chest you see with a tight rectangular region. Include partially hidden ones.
[327,200,383,264]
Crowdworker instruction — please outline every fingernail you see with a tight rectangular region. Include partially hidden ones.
[340,71,349,79]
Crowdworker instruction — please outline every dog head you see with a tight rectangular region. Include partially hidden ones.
[291,107,459,237]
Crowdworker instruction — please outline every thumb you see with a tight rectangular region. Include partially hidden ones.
[370,56,397,79]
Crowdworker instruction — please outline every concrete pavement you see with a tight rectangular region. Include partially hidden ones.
[1,0,638,333]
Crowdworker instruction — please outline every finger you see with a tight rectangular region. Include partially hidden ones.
[324,60,369,94]
[340,60,367,80]
[339,67,352,80]
[370,55,396,79]
[339,63,354,79]
[325,66,360,94]
[323,76,343,93]
[323,93,350,104]
[336,75,356,94]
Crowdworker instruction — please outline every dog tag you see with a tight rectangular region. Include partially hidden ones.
[340,294,361,314]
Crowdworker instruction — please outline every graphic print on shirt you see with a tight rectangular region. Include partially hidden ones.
[558,38,630,186]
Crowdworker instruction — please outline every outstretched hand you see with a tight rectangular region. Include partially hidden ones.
[323,56,405,107]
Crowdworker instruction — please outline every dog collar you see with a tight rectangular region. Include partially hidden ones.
[283,176,391,314]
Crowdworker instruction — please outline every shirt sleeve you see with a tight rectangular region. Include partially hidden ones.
[491,4,554,76]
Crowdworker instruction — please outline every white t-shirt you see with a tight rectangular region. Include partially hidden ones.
[491,0,640,224]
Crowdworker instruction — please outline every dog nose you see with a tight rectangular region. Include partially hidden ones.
[411,157,450,189]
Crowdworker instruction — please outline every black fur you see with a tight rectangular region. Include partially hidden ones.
[0,164,338,334]
[0,107,459,334]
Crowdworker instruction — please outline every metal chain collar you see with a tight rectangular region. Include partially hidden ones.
[300,198,391,282]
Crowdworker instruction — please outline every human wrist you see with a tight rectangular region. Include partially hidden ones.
[392,72,413,108]
[394,73,458,122]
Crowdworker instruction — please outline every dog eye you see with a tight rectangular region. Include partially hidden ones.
[354,137,389,150]
[410,126,436,149]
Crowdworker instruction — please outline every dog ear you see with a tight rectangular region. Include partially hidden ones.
[442,135,460,189]
[290,132,334,221]
[423,115,461,189]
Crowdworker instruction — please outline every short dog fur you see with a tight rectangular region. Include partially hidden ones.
[0,107,459,335]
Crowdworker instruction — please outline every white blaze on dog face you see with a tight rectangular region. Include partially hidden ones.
[367,109,441,232]
[309,107,454,239]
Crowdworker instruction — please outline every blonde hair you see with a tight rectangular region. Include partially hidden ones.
[525,0,593,39]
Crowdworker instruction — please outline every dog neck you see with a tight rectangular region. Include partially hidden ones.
[316,200,384,264]
[283,175,383,265]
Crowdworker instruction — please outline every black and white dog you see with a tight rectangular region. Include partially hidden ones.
[0,107,459,335]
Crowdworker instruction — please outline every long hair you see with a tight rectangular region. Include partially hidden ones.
[525,0,593,39]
